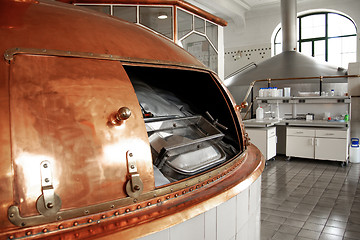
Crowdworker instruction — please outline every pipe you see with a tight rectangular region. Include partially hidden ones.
[281,0,297,52]
[239,74,360,112]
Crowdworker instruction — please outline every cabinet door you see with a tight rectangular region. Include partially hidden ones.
[267,135,277,159]
[315,138,347,161]
[286,136,314,159]
[246,129,267,159]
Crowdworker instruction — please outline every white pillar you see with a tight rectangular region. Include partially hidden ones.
[281,0,297,52]
[218,25,225,80]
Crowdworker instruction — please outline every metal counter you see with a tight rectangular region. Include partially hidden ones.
[244,119,349,128]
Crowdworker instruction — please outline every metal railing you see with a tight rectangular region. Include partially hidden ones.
[225,62,257,80]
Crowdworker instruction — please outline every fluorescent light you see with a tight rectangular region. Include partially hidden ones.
[158,12,168,20]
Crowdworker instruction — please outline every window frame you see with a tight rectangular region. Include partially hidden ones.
[274,11,357,65]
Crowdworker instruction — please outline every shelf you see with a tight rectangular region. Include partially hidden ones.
[256,96,351,104]
[243,119,349,128]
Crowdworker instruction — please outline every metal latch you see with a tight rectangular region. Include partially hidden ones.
[36,160,61,216]
[205,111,228,131]
[125,151,143,199]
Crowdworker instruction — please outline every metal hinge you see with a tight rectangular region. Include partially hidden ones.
[125,151,143,199]
[36,160,62,217]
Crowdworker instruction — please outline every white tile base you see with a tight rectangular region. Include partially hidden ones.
[139,176,262,240]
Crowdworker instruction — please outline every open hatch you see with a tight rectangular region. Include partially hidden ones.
[124,65,241,185]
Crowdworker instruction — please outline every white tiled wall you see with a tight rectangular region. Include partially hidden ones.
[224,44,271,79]
[170,214,205,240]
[204,207,217,240]
[217,196,237,240]
[139,176,262,240]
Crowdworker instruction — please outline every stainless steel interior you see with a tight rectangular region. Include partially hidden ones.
[146,115,226,179]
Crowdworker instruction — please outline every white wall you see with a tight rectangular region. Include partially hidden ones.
[224,0,360,76]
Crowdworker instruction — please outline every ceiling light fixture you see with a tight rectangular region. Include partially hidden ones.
[158,12,168,20]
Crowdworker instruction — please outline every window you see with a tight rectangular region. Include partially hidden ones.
[177,9,219,73]
[113,6,137,23]
[76,4,221,74]
[139,6,173,40]
[274,12,357,68]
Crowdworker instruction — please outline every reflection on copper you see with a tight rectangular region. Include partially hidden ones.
[0,1,263,239]
[14,153,54,203]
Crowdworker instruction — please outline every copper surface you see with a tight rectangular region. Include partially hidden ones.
[6,54,154,220]
[4,47,210,72]
[0,1,262,239]
[1,145,264,240]
[57,0,228,26]
[95,144,264,240]
[0,44,13,237]
[0,1,202,67]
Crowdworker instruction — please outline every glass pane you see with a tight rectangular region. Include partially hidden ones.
[113,6,137,23]
[274,43,282,55]
[328,13,356,37]
[300,14,325,39]
[300,41,312,56]
[139,7,173,40]
[206,21,218,51]
[275,29,282,44]
[342,35,357,53]
[314,40,325,62]
[297,18,300,41]
[81,5,110,15]
[328,36,357,68]
[341,53,356,68]
[181,33,218,73]
[177,9,192,40]
[328,38,342,67]
[195,16,205,33]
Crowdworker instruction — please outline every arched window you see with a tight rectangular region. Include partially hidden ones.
[274,12,357,68]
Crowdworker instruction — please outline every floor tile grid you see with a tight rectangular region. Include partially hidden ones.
[260,157,360,240]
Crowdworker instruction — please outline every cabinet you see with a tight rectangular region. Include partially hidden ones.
[246,127,277,161]
[286,127,349,163]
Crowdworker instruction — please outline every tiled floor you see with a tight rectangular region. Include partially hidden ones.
[261,156,360,240]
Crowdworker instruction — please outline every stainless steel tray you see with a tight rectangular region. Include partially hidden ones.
[145,115,225,175]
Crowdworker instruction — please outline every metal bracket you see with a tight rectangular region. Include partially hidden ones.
[205,111,228,131]
[125,151,143,199]
[36,161,61,216]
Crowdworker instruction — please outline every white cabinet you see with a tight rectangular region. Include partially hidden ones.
[246,127,277,161]
[286,127,349,162]
[315,138,348,161]
[286,135,314,159]
[286,128,315,159]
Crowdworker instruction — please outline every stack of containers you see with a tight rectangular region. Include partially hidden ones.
[259,87,283,97]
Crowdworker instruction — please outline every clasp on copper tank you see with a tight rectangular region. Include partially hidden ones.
[125,151,143,199]
[36,161,61,217]
[109,107,131,126]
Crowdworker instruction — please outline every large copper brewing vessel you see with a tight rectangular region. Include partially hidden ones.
[0,1,264,239]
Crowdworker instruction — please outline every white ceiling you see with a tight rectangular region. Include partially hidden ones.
[185,0,281,24]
